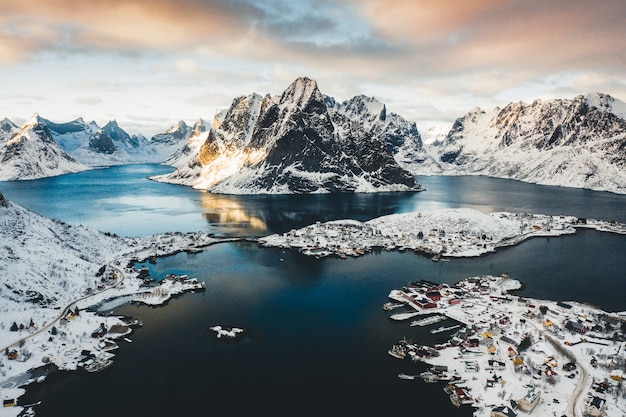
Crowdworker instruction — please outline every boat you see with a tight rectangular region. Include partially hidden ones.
[390,311,422,321]
[420,371,438,383]
[82,355,114,373]
[410,314,445,327]
[431,324,461,334]
[383,302,404,311]
[420,370,453,383]
[387,344,406,360]
[398,373,417,380]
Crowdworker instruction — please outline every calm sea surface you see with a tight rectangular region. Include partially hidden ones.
[4,164,625,416]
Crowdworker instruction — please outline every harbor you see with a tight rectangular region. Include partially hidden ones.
[384,274,626,417]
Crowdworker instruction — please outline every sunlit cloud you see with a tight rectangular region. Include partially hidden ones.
[0,0,624,135]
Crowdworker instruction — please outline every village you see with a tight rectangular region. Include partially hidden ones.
[258,208,626,260]
[384,274,626,417]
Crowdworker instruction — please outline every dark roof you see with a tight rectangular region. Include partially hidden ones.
[492,405,517,417]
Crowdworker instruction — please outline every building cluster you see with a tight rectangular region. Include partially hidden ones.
[384,275,626,417]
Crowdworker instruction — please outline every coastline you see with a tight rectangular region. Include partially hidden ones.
[0,234,241,417]
[1,209,625,416]
[258,209,626,260]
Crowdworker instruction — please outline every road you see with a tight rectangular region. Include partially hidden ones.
[1,261,126,353]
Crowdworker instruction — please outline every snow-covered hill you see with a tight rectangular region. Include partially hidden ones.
[154,77,423,194]
[0,114,87,180]
[435,93,626,194]
[0,191,128,312]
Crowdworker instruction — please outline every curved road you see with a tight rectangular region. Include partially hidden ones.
[476,299,589,417]
[1,262,126,353]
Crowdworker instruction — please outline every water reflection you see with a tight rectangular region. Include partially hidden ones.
[196,191,421,236]
[199,193,267,233]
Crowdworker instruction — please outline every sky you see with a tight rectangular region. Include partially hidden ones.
[1,0,625,137]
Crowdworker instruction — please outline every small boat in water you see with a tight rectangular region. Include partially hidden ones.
[383,302,404,311]
[431,324,460,334]
[387,344,406,360]
[410,314,445,327]
[397,373,417,380]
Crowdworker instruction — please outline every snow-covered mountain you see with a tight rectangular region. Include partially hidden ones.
[325,95,439,175]
[161,118,211,168]
[0,114,87,180]
[435,93,626,194]
[154,77,423,194]
[46,118,186,166]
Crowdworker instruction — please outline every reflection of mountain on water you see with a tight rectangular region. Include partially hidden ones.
[199,194,267,235]
[198,192,419,237]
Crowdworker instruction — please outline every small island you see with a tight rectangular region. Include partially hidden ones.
[258,208,626,259]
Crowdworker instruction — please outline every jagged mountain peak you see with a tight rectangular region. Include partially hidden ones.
[1,117,17,127]
[342,95,386,121]
[279,76,324,110]
[0,115,85,181]
[584,92,626,119]
[153,77,422,194]
[24,113,45,128]
[167,120,189,134]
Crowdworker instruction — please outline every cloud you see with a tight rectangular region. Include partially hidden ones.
[359,0,626,73]
[75,97,103,105]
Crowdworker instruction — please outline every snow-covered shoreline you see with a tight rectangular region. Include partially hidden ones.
[0,193,240,416]
[259,208,626,260]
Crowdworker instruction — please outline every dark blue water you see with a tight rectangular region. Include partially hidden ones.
[1,165,624,237]
[7,165,626,416]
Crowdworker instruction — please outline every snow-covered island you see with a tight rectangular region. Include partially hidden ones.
[258,208,626,259]
[384,275,626,417]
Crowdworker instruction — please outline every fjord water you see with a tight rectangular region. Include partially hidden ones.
[5,165,626,416]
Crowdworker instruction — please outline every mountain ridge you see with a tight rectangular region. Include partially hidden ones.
[154,77,423,194]
[1,84,625,194]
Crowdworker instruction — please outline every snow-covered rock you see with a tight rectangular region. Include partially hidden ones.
[326,94,438,175]
[435,93,626,194]
[155,77,423,194]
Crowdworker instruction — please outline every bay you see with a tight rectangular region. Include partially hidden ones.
[6,164,625,416]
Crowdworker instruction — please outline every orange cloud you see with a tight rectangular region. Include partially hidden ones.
[0,0,249,58]
[359,0,626,72]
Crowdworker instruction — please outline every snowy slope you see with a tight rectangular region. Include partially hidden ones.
[435,93,626,194]
[156,77,422,194]
[0,192,129,312]
[0,114,87,180]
